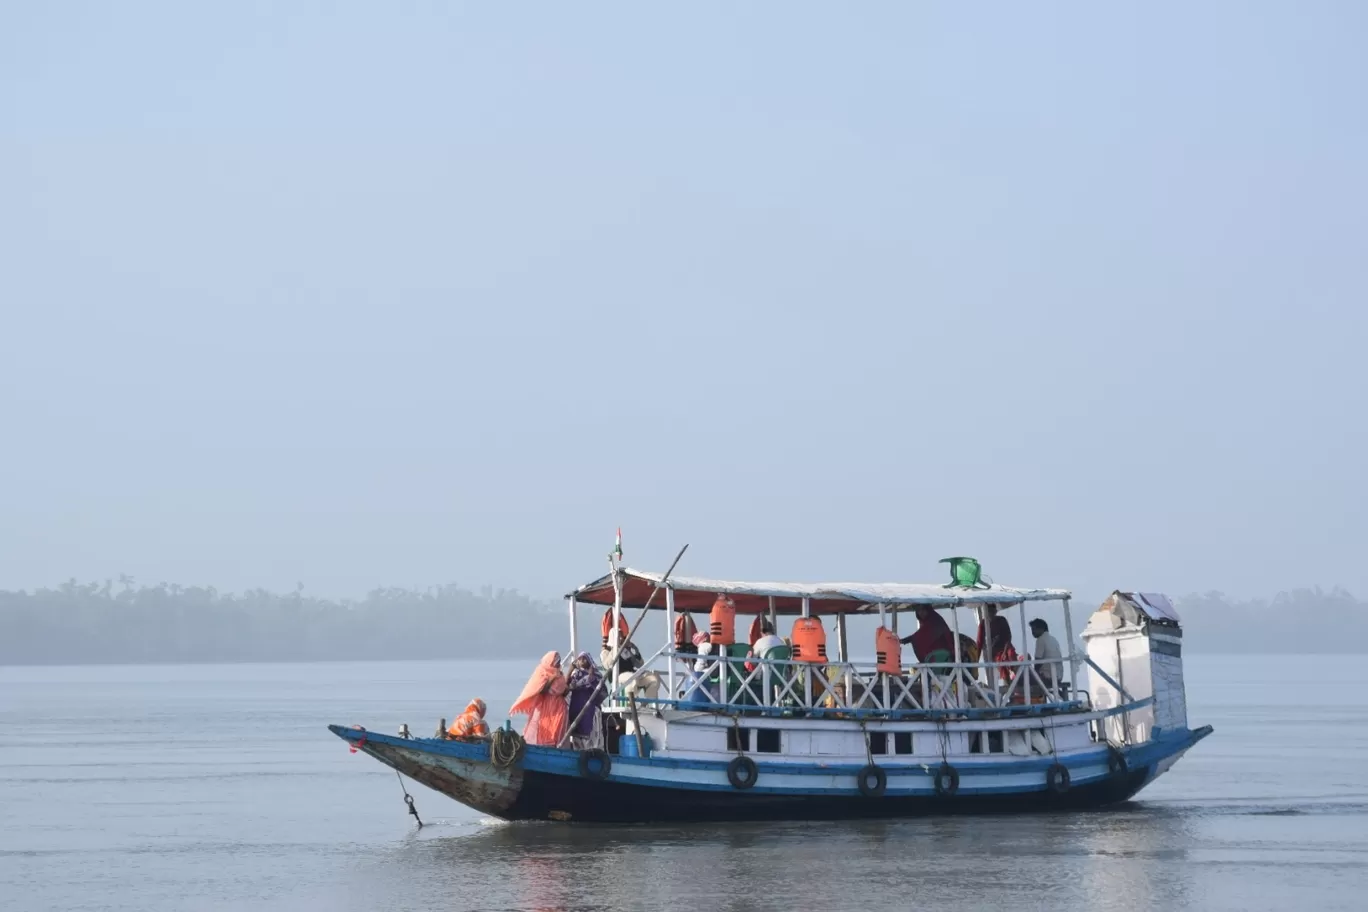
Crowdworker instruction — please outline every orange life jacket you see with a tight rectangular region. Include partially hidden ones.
[674,613,698,647]
[747,615,764,646]
[875,626,901,674]
[791,617,828,663]
[709,595,736,646]
[601,608,629,645]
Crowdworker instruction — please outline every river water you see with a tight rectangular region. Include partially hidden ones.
[2,656,1366,911]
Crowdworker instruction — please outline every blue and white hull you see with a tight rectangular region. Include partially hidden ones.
[328,722,1212,823]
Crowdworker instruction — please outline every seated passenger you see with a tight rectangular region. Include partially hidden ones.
[1029,618,1064,688]
[600,638,643,679]
[751,619,785,658]
[682,631,716,702]
[447,698,491,739]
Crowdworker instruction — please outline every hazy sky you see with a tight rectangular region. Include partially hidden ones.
[3,2,1365,602]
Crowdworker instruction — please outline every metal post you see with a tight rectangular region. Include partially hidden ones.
[836,613,848,662]
[1062,596,1078,697]
[610,563,623,694]
[982,605,1000,705]
[950,602,963,710]
[768,595,777,630]
[801,596,811,618]
[567,596,578,658]
[666,586,677,699]
[1018,600,1031,705]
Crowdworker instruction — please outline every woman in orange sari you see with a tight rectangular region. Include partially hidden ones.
[510,651,569,746]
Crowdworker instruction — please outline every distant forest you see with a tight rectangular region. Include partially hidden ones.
[1,580,1363,665]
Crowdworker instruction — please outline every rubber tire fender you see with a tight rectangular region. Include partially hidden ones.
[933,763,960,797]
[578,748,612,780]
[726,755,758,790]
[857,764,887,798]
[1047,762,1071,794]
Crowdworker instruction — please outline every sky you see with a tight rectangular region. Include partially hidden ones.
[2,2,1365,603]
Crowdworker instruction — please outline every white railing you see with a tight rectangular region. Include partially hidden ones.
[607,649,1083,717]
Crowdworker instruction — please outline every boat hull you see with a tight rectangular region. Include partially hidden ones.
[329,723,1211,824]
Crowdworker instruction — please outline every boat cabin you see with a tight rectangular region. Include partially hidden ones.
[564,561,1121,767]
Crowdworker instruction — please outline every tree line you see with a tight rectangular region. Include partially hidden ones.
[0,578,562,665]
[0,579,1362,665]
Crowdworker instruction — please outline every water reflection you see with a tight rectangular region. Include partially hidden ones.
[351,806,1200,912]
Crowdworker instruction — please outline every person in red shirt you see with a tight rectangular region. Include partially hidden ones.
[902,607,954,664]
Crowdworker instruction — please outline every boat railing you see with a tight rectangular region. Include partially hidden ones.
[607,650,1085,719]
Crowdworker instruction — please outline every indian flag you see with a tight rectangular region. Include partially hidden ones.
[612,528,623,562]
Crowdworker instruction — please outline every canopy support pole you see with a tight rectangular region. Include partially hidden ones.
[666,586,677,699]
[1062,596,1078,695]
[801,596,811,619]
[567,596,578,658]
[950,601,963,710]
[768,595,777,631]
[836,613,848,662]
[985,606,1001,705]
[609,559,623,692]
[1018,599,1031,705]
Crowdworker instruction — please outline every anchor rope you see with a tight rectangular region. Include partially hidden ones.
[395,770,423,828]
[490,727,526,769]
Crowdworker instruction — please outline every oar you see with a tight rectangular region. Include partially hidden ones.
[558,543,689,748]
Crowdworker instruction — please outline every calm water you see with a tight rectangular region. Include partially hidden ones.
[2,656,1366,911]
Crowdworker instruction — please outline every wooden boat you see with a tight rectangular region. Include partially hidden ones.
[330,558,1211,823]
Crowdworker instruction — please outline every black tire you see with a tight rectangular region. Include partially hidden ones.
[1047,762,1071,794]
[857,764,887,798]
[577,748,611,780]
[933,763,959,797]
[1107,745,1128,777]
[726,755,758,790]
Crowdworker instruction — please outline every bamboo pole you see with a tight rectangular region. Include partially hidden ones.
[558,544,689,748]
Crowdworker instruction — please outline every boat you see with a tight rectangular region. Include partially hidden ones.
[329,555,1212,823]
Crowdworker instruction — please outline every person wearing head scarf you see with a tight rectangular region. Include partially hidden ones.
[902,606,954,663]
[510,651,570,746]
[566,652,606,750]
[975,604,1019,682]
[447,698,490,739]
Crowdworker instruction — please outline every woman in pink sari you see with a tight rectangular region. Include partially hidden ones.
[510,651,569,746]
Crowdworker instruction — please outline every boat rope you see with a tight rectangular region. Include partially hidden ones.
[395,770,423,828]
[936,718,951,764]
[858,720,875,767]
[490,727,526,769]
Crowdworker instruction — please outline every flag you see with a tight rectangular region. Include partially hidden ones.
[612,527,623,562]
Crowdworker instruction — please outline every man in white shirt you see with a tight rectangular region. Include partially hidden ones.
[1029,618,1064,690]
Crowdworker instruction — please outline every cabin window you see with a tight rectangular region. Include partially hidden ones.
[756,729,781,753]
[894,732,914,755]
[727,728,752,752]
[970,732,1005,754]
[868,732,888,754]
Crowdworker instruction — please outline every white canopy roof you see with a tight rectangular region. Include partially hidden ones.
[573,568,1070,615]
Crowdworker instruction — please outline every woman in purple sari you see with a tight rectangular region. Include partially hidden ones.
[566,652,606,750]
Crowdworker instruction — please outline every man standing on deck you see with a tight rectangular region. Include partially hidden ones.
[1029,618,1064,689]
